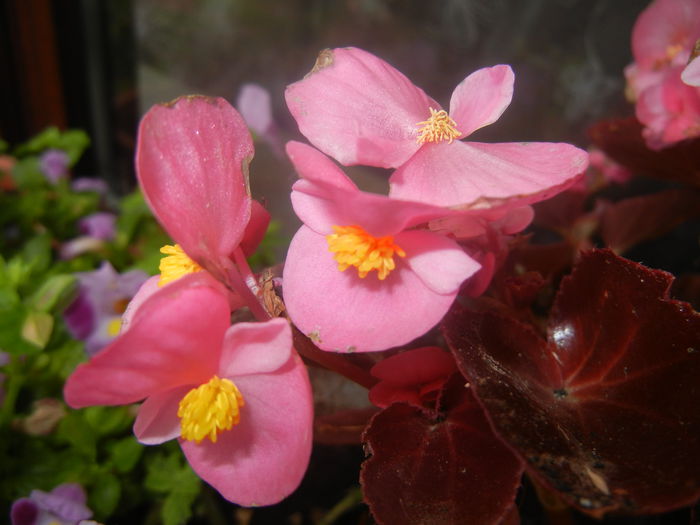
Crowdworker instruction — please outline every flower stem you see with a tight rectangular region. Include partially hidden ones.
[228,248,270,322]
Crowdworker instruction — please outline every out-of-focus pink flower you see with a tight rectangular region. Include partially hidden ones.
[626,0,700,148]
[236,83,284,158]
[63,261,148,355]
[682,55,700,86]
[286,47,587,209]
[283,141,480,353]
[11,482,92,525]
[64,274,313,506]
[39,149,70,184]
[588,148,633,185]
[369,347,457,409]
[136,96,269,311]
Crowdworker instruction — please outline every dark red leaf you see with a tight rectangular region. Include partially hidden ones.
[588,118,700,187]
[444,249,700,516]
[360,375,524,525]
[599,189,700,254]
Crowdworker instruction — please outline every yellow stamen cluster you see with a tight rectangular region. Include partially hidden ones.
[106,318,122,337]
[326,225,406,280]
[158,244,202,287]
[178,375,245,444]
[416,108,462,144]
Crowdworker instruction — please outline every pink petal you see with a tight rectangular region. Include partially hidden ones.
[136,96,253,270]
[120,276,160,334]
[285,47,435,168]
[236,83,274,136]
[64,275,229,408]
[134,385,192,445]
[180,353,313,506]
[389,140,588,209]
[398,230,480,294]
[449,65,514,137]
[239,199,271,257]
[283,226,461,353]
[285,141,358,191]
[681,56,700,86]
[218,318,293,377]
[631,0,700,69]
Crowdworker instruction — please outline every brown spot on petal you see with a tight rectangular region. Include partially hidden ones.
[306,48,334,78]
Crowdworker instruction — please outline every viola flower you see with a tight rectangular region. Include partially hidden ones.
[136,96,270,314]
[63,274,313,506]
[625,0,700,148]
[63,261,148,355]
[78,212,116,241]
[39,149,70,184]
[285,47,588,209]
[10,482,93,525]
[283,141,480,353]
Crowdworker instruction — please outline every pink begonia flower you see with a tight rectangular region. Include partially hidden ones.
[64,273,313,506]
[368,346,457,409]
[136,95,270,309]
[285,47,588,209]
[682,55,700,86]
[283,141,480,353]
[625,0,700,148]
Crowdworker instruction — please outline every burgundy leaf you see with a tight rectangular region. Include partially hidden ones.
[588,118,700,187]
[361,375,524,525]
[599,189,700,254]
[444,249,700,516]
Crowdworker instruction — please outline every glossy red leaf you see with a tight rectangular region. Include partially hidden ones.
[444,249,700,516]
[599,189,700,254]
[588,118,700,187]
[360,375,524,525]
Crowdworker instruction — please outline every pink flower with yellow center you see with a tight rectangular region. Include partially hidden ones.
[64,274,313,506]
[282,141,480,353]
[285,47,588,209]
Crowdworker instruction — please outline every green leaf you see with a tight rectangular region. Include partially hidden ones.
[83,405,134,437]
[0,303,41,355]
[27,274,78,313]
[57,410,97,460]
[22,234,52,275]
[162,487,198,525]
[145,451,200,495]
[89,471,121,518]
[109,436,144,473]
[14,127,90,165]
[21,310,54,348]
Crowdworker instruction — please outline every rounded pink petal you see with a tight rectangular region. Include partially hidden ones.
[285,141,358,191]
[134,385,192,445]
[389,140,588,209]
[449,65,514,138]
[180,353,313,506]
[239,199,271,257]
[631,0,700,69]
[64,275,229,408]
[285,47,435,168]
[219,318,293,377]
[120,275,160,334]
[398,230,480,294]
[136,96,253,269]
[283,226,460,353]
[681,56,700,86]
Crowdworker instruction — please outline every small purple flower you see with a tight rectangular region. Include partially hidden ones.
[63,262,148,355]
[39,149,70,184]
[78,213,116,241]
[10,483,92,525]
[71,177,108,195]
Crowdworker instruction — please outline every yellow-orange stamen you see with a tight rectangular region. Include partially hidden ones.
[416,108,462,144]
[158,244,202,287]
[326,225,406,280]
[178,375,244,444]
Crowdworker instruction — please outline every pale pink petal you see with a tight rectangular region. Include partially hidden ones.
[180,353,313,506]
[285,47,436,168]
[681,56,700,86]
[218,318,292,377]
[64,275,228,408]
[285,141,358,191]
[397,230,480,294]
[461,251,496,297]
[631,0,700,68]
[389,140,588,209]
[239,199,271,257]
[291,178,450,237]
[134,385,192,445]
[120,276,160,333]
[371,346,456,386]
[136,96,253,270]
[236,83,273,136]
[500,205,535,234]
[283,226,460,352]
[449,65,514,137]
